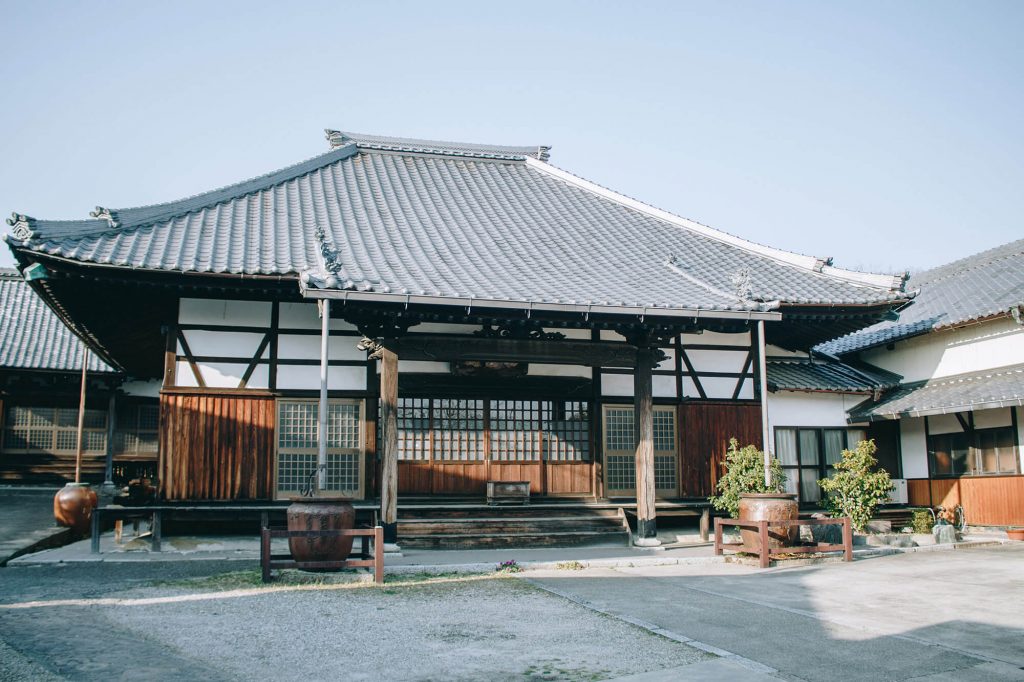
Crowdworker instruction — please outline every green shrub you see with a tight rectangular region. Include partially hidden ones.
[709,439,787,518]
[818,439,892,532]
[912,509,934,534]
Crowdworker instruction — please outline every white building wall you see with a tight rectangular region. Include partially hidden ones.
[765,391,868,453]
[861,317,1024,383]
[899,417,929,479]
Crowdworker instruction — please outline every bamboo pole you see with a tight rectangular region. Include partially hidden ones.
[74,345,88,484]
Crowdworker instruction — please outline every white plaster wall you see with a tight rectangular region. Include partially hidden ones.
[528,364,591,378]
[277,335,366,361]
[276,365,365,391]
[653,375,676,398]
[765,391,867,453]
[276,302,358,332]
[1018,407,1024,473]
[928,413,964,435]
[974,407,1013,429]
[687,349,748,374]
[179,298,271,327]
[682,330,751,347]
[766,345,807,358]
[601,373,633,397]
[397,361,449,373]
[121,379,162,398]
[861,318,1024,383]
[180,331,266,359]
[899,417,929,479]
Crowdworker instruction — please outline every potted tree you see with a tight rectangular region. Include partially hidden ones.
[817,439,891,534]
[710,439,795,552]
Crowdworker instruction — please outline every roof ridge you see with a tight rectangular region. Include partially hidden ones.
[525,157,907,294]
[326,129,551,162]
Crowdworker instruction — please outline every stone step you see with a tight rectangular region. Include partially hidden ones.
[401,529,631,550]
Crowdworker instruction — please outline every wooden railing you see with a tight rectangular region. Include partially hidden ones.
[260,526,384,584]
[714,517,853,568]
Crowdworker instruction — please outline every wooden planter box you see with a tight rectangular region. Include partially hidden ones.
[486,481,530,506]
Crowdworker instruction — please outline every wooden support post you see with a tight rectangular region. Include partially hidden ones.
[713,517,723,555]
[758,520,770,569]
[74,345,89,483]
[700,507,710,542]
[151,510,162,552]
[374,525,385,584]
[633,345,659,546]
[101,391,117,495]
[261,528,272,582]
[380,345,399,545]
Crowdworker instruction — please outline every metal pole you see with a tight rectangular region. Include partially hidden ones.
[757,320,770,487]
[317,299,331,492]
[74,345,88,484]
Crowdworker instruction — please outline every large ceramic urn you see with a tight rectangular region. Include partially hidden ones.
[53,482,99,535]
[738,493,799,552]
[287,496,356,566]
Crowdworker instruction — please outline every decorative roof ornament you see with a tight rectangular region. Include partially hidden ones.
[5,213,36,241]
[88,206,120,228]
[731,267,753,302]
[536,146,552,162]
[325,129,348,149]
[812,257,834,273]
[313,223,342,276]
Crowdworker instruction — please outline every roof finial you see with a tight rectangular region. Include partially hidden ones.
[536,146,551,162]
[5,213,36,241]
[324,129,348,149]
[88,206,119,228]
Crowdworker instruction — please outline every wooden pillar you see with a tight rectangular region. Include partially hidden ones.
[74,345,88,484]
[380,344,399,544]
[633,345,659,545]
[101,391,117,494]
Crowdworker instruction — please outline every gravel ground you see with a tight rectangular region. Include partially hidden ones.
[0,567,710,681]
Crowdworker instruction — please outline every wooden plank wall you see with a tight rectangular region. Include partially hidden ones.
[159,392,276,500]
[907,476,1024,526]
[678,401,762,498]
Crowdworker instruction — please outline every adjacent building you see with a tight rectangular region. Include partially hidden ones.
[818,239,1024,526]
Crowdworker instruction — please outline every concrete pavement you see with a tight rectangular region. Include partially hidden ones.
[528,544,1024,681]
[0,486,70,566]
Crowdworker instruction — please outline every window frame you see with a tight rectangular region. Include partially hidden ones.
[773,426,871,506]
[274,398,365,499]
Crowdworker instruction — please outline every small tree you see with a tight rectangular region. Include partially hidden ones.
[709,439,787,518]
[818,439,892,532]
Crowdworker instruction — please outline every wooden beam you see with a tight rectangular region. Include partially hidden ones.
[380,345,399,544]
[633,346,659,546]
[238,333,272,389]
[678,346,707,400]
[163,325,177,387]
[732,352,754,400]
[396,336,643,367]
[176,330,206,388]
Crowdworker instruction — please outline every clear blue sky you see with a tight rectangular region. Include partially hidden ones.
[2,1,1021,274]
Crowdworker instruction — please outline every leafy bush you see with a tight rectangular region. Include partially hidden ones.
[912,509,934,534]
[818,439,892,532]
[709,439,787,518]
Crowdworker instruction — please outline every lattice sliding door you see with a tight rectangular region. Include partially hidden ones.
[602,404,679,497]
[275,399,364,498]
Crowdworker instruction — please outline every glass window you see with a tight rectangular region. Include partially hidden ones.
[276,399,363,497]
[929,425,1018,477]
[799,430,820,466]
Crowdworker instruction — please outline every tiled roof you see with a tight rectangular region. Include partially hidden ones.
[848,363,1024,421]
[767,358,902,394]
[6,130,909,318]
[0,269,115,373]
[817,239,1024,356]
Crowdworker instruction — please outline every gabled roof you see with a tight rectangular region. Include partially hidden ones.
[6,129,909,320]
[818,238,1024,356]
[0,269,114,373]
[849,363,1024,421]
[766,358,902,394]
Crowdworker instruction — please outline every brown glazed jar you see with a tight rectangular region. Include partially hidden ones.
[738,492,799,552]
[287,496,356,566]
[53,482,99,535]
